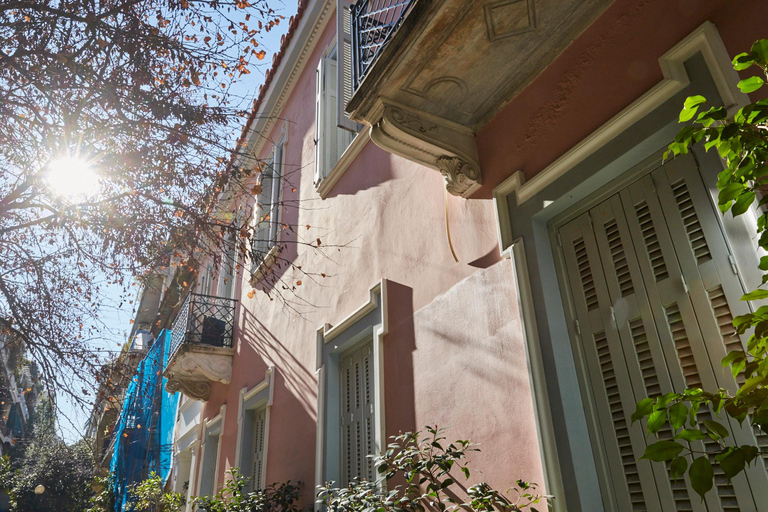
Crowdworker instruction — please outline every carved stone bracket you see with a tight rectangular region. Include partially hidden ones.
[369,99,481,197]
[165,378,212,401]
[163,344,234,402]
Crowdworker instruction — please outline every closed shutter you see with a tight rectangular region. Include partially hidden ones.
[316,54,355,186]
[336,0,360,132]
[252,408,267,491]
[340,342,376,484]
[556,153,768,511]
[267,142,283,247]
[315,60,324,185]
[252,160,273,267]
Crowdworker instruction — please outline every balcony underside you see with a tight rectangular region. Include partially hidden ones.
[164,344,233,401]
[347,0,613,195]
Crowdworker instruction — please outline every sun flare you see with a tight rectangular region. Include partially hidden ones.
[46,156,102,200]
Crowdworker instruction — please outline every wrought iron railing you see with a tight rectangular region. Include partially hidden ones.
[351,0,415,90]
[169,293,237,359]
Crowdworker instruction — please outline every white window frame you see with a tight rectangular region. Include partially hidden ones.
[314,280,389,502]
[196,405,226,499]
[234,367,275,492]
[251,134,286,278]
[315,37,364,193]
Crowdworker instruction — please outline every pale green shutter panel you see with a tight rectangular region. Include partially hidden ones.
[268,142,283,247]
[340,342,376,484]
[589,196,702,511]
[620,165,767,510]
[252,408,267,491]
[558,213,662,511]
[336,0,359,132]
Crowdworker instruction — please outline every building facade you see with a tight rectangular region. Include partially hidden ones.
[157,1,768,511]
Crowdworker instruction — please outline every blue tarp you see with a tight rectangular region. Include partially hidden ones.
[110,330,179,511]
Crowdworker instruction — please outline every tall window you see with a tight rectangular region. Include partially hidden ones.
[340,341,376,484]
[251,139,284,272]
[315,29,360,186]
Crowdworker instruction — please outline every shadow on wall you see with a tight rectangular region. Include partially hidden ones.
[239,307,317,417]
[321,138,396,200]
[382,281,417,436]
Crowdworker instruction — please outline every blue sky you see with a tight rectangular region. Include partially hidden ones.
[57,0,300,444]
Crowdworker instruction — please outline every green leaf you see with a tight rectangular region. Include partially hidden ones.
[690,457,714,499]
[670,456,688,480]
[632,398,655,423]
[732,191,756,217]
[738,76,765,94]
[702,419,730,440]
[679,106,700,123]
[719,182,744,204]
[670,403,687,431]
[675,429,709,442]
[722,350,746,368]
[741,445,759,464]
[684,95,707,110]
[742,289,768,301]
[640,440,684,462]
[733,52,756,71]
[751,40,768,65]
[719,448,746,480]
[647,409,667,434]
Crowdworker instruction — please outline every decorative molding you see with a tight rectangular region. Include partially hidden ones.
[164,344,235,401]
[236,0,335,168]
[369,100,481,197]
[166,379,212,401]
[492,21,750,253]
[484,0,536,42]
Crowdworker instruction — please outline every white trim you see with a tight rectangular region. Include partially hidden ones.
[196,404,226,497]
[320,279,388,345]
[493,21,749,254]
[235,0,335,171]
[317,129,371,198]
[314,279,389,504]
[234,367,275,469]
[502,241,565,510]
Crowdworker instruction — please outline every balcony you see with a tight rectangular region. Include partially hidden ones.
[163,293,237,401]
[347,0,613,197]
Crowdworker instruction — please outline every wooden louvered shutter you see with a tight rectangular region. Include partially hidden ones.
[558,214,663,511]
[336,0,359,132]
[315,60,324,185]
[620,161,768,510]
[588,197,703,511]
[267,142,283,248]
[340,343,376,484]
[251,408,267,491]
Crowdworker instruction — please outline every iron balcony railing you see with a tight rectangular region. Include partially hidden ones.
[169,293,237,359]
[351,0,416,90]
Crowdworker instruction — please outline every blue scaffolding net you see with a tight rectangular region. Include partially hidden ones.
[110,330,179,511]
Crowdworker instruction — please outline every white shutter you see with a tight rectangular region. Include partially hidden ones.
[558,214,663,511]
[268,142,283,247]
[556,153,768,511]
[252,163,273,268]
[336,0,360,132]
[324,57,339,178]
[315,60,324,185]
[340,342,376,484]
[252,408,267,491]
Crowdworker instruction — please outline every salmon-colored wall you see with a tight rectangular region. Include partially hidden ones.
[191,0,768,506]
[195,6,544,506]
[476,0,768,195]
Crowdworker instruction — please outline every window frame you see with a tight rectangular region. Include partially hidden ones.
[196,405,226,499]
[234,367,274,492]
[251,135,286,278]
[314,280,389,499]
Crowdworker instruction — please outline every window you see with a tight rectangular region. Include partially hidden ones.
[197,409,224,499]
[251,139,284,273]
[234,368,273,493]
[315,281,388,490]
[340,341,376,483]
[217,233,237,299]
[315,3,361,187]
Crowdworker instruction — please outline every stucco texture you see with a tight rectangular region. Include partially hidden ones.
[197,7,543,506]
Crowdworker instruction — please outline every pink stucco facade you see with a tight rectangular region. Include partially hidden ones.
[179,1,768,510]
